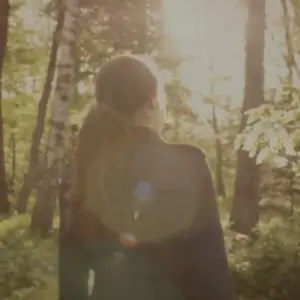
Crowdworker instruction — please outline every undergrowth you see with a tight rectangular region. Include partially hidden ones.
[227,214,300,300]
[1,212,300,300]
[0,215,57,300]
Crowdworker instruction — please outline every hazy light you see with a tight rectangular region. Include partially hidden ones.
[162,0,288,121]
[18,0,290,123]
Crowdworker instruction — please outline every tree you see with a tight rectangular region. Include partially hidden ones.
[28,0,167,236]
[211,104,226,198]
[31,0,79,236]
[202,91,227,198]
[230,0,266,235]
[235,0,300,216]
[16,6,66,214]
[0,0,10,214]
[280,0,296,214]
[206,73,228,199]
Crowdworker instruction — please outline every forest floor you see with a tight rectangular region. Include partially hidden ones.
[0,216,251,300]
[1,210,299,300]
[0,215,59,300]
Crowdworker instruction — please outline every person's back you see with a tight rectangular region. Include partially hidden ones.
[59,54,235,300]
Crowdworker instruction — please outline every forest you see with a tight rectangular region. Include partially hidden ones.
[0,0,300,299]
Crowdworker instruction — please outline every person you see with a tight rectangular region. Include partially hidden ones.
[58,54,235,300]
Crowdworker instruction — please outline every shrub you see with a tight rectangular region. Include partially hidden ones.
[228,215,300,300]
[0,216,57,299]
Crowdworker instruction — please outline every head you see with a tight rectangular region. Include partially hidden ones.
[71,55,166,206]
[95,54,166,130]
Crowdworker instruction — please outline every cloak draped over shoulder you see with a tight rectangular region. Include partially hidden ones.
[59,127,235,300]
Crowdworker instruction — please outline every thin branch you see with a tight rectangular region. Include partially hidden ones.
[281,0,300,79]
[266,24,300,80]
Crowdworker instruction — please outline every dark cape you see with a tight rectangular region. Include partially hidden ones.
[58,127,235,300]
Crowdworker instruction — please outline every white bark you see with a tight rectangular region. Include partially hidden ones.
[47,0,79,177]
[30,0,80,235]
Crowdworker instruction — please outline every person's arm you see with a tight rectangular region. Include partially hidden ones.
[145,150,235,300]
[58,178,90,300]
[59,241,90,300]
[180,154,235,300]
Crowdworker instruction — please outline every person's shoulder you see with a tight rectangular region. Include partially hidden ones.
[164,142,207,164]
[174,143,206,157]
[166,142,205,157]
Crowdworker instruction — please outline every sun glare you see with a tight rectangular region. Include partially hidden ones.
[162,0,248,120]
[162,0,286,121]
[20,0,288,123]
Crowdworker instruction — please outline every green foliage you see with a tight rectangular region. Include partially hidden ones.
[2,2,50,201]
[235,86,300,166]
[235,86,300,209]
[1,0,300,299]
[2,213,300,300]
[0,216,57,300]
[228,215,300,300]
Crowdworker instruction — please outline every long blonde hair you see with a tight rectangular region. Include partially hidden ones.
[71,55,163,215]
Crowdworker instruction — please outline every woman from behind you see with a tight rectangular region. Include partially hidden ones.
[59,54,235,300]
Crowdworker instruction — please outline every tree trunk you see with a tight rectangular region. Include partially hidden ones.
[281,0,297,215]
[58,125,77,241]
[281,0,297,79]
[17,7,65,214]
[135,0,164,54]
[31,0,79,237]
[230,0,266,235]
[7,132,16,195]
[212,105,226,198]
[0,0,10,214]
[133,0,148,54]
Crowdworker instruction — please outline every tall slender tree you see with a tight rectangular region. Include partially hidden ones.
[0,0,10,214]
[281,0,298,214]
[17,6,65,214]
[31,0,79,236]
[212,103,226,198]
[230,0,266,234]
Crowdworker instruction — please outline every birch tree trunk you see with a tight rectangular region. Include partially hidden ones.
[31,0,79,237]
